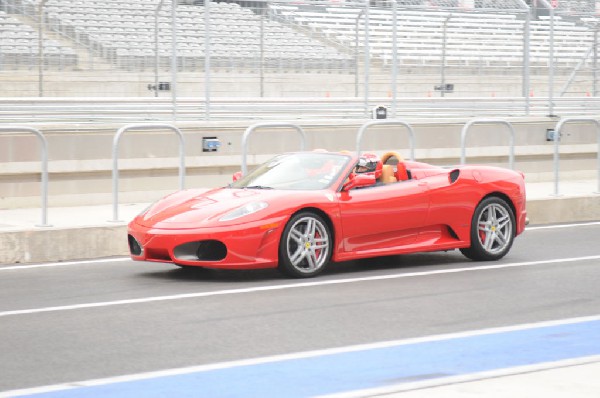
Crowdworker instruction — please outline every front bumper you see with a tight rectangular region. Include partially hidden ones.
[127,218,284,270]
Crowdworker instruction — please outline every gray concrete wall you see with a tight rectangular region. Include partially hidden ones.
[1,117,598,208]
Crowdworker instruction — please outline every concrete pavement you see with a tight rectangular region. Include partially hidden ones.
[381,360,600,398]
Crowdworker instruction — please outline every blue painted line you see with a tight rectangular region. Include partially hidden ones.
[19,319,600,398]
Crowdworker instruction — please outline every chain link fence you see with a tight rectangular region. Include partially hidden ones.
[1,0,600,116]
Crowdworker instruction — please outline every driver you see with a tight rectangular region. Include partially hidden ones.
[355,153,383,180]
[351,152,383,188]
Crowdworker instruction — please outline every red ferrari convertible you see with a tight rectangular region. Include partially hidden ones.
[128,151,527,278]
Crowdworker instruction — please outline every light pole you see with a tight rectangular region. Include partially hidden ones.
[38,0,47,97]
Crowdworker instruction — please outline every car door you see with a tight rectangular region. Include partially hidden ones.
[336,180,430,255]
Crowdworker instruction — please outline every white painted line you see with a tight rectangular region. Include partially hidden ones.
[0,257,131,271]
[527,221,600,231]
[3,315,600,398]
[2,255,600,318]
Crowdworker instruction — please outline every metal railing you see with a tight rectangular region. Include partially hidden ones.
[355,120,416,160]
[111,123,186,222]
[460,118,516,170]
[552,117,600,196]
[241,122,307,175]
[5,97,600,123]
[0,126,51,227]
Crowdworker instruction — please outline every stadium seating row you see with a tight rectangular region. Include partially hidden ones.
[0,0,597,72]
[0,10,77,70]
[29,0,352,72]
[270,3,594,67]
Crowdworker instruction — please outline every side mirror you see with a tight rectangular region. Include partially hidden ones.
[343,173,375,191]
[232,171,242,182]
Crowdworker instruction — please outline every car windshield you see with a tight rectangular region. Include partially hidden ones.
[230,152,351,190]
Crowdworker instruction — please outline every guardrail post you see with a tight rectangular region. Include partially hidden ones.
[0,126,51,227]
[0,126,52,227]
[241,123,307,175]
[460,119,515,170]
[552,118,600,196]
[111,123,186,222]
[355,120,416,160]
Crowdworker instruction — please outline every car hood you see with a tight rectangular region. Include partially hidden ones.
[135,187,295,229]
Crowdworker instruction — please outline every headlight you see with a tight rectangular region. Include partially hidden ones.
[219,201,268,222]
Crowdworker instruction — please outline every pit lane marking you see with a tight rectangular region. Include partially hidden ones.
[525,221,600,231]
[3,315,600,397]
[1,255,600,318]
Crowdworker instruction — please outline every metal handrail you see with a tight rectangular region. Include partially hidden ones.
[3,97,600,123]
[111,123,186,222]
[552,117,600,195]
[355,119,416,160]
[0,126,51,227]
[460,118,515,170]
[241,122,307,175]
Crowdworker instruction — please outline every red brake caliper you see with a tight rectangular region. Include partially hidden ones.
[314,230,322,259]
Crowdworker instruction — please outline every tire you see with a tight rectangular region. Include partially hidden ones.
[460,196,515,261]
[278,211,332,278]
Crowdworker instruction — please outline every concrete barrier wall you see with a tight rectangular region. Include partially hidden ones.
[1,117,599,208]
[527,196,600,225]
[0,226,129,264]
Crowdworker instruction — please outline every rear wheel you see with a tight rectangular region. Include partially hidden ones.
[460,197,515,261]
[279,211,332,278]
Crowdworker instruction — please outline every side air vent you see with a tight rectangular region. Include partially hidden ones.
[449,169,460,184]
[447,226,460,240]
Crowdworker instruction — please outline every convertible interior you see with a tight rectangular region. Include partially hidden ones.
[379,151,411,184]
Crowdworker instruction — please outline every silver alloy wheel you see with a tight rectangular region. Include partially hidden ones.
[476,203,513,255]
[285,216,330,273]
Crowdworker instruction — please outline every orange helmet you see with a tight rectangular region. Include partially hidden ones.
[355,153,382,179]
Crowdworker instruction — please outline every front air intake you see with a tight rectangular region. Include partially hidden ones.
[196,240,227,261]
[174,240,227,262]
[128,235,143,256]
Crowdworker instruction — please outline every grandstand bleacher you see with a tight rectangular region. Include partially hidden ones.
[5,0,351,72]
[0,0,596,73]
[0,8,76,70]
[270,3,594,67]
[0,0,599,98]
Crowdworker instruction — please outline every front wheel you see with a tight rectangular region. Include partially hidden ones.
[278,211,332,278]
[460,197,515,261]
